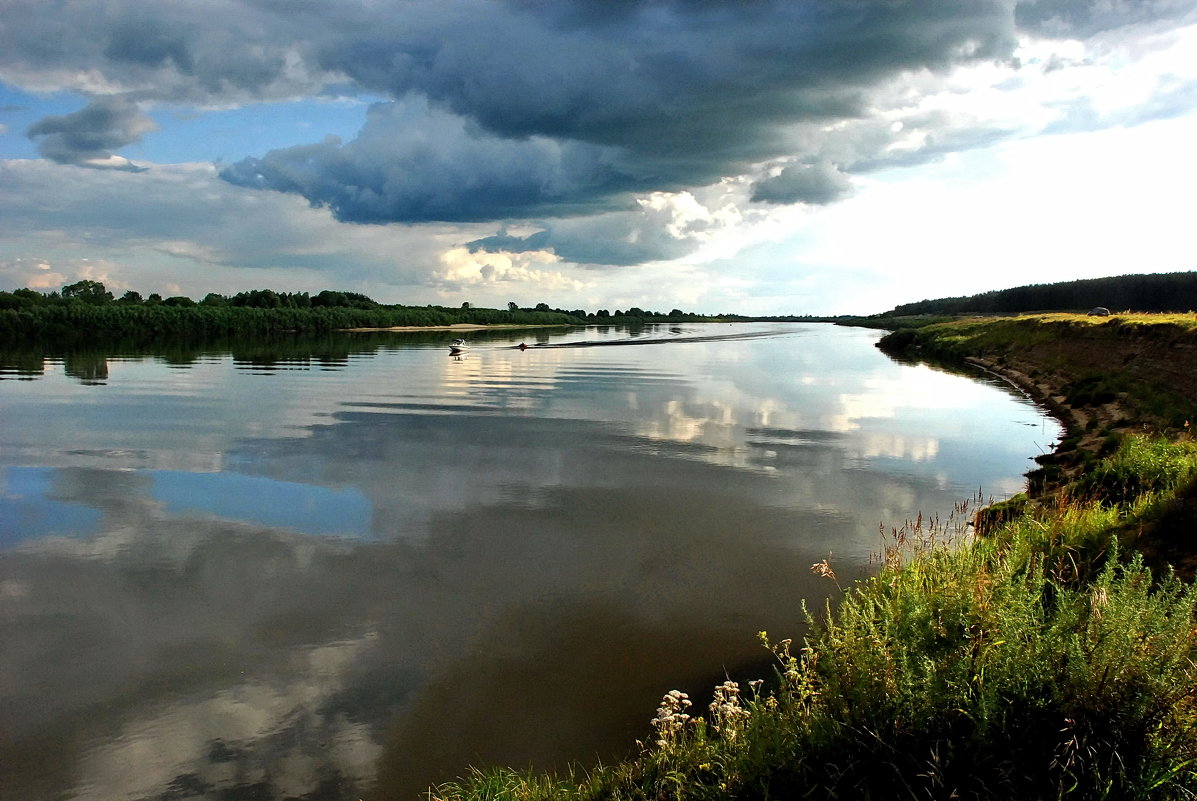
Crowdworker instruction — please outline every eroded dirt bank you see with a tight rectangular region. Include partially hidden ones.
[879,315,1197,486]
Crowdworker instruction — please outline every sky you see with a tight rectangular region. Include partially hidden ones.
[1,0,1195,316]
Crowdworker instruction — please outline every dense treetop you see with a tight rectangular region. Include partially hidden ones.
[879,271,1197,317]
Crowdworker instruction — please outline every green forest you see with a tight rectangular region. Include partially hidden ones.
[879,270,1197,317]
[0,281,827,344]
[0,282,579,342]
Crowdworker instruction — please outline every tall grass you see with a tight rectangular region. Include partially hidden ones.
[428,435,1197,801]
[1073,437,1197,506]
[792,529,1197,798]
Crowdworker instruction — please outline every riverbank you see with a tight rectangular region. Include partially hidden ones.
[422,313,1197,801]
[962,354,1119,455]
[875,312,1197,580]
[875,313,1197,492]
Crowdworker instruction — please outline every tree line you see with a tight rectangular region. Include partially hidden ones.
[0,277,833,344]
[0,281,816,344]
[878,271,1197,318]
[0,282,584,343]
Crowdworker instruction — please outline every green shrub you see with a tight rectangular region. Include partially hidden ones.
[1075,437,1197,506]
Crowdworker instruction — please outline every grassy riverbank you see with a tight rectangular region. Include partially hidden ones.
[423,314,1197,801]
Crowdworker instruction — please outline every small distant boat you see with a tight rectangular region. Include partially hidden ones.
[449,338,468,354]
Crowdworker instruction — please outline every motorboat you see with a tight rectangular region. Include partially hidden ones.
[449,338,468,354]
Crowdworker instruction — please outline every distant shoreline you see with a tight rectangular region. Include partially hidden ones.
[340,323,568,332]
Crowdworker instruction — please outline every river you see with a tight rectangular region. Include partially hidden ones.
[0,322,1060,801]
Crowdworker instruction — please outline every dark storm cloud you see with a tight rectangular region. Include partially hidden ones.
[5,0,1194,223]
[220,98,649,222]
[468,228,551,256]
[467,210,703,267]
[0,0,329,103]
[751,160,855,206]
[102,17,195,73]
[214,0,1028,224]
[26,98,156,169]
[1014,0,1194,37]
[842,112,1021,174]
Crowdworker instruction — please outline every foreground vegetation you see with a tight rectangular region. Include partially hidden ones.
[424,314,1197,801]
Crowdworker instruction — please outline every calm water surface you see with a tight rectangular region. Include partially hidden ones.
[0,323,1060,800]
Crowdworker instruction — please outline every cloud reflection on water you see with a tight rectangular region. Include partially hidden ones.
[0,324,1060,800]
